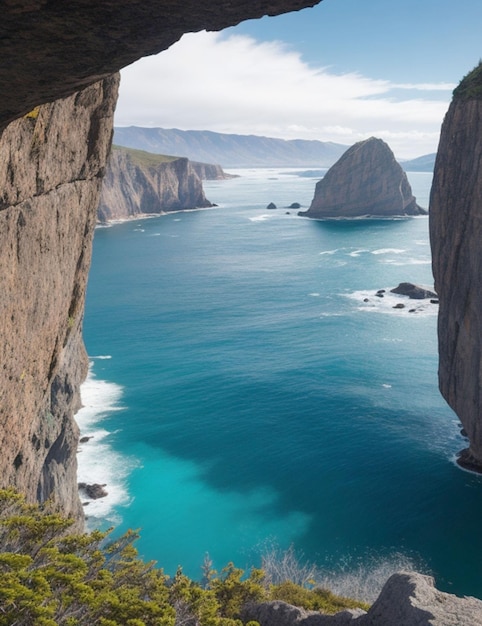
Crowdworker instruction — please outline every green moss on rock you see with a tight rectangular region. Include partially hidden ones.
[112,144,179,168]
[453,61,482,100]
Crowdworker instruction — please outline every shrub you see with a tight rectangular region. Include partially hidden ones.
[0,491,367,625]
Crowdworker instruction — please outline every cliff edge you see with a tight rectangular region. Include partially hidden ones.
[300,137,425,218]
[0,75,119,521]
[430,62,482,471]
[98,146,213,223]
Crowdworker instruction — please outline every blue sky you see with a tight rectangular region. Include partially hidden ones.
[115,0,482,158]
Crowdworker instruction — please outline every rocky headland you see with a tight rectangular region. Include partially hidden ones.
[430,62,482,473]
[299,137,426,218]
[98,146,214,222]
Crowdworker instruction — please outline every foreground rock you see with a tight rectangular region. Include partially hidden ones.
[242,572,482,625]
[390,282,437,300]
[430,62,482,471]
[98,146,213,222]
[299,137,426,218]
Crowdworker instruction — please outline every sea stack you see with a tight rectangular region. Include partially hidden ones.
[299,137,426,218]
[430,62,482,472]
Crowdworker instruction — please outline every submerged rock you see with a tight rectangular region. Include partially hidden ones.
[299,137,426,218]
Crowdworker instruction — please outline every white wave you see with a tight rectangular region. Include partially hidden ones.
[345,289,438,317]
[76,367,137,526]
[348,249,369,257]
[90,355,112,360]
[319,249,339,255]
[382,258,431,266]
[308,292,320,297]
[249,214,273,222]
[133,228,145,232]
[371,248,406,255]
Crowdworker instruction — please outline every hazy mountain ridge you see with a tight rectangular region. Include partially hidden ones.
[400,153,436,172]
[114,126,349,167]
[114,126,435,171]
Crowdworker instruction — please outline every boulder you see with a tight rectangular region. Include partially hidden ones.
[299,137,426,218]
[267,202,277,209]
[242,572,482,626]
[78,482,108,499]
[390,282,437,299]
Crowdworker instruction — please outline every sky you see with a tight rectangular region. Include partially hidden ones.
[115,0,482,159]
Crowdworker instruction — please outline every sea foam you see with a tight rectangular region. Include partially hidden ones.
[76,362,137,526]
[345,289,438,316]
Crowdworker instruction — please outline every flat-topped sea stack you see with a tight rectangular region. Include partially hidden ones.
[299,137,426,218]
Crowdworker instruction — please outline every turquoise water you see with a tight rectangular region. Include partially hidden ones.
[79,169,482,599]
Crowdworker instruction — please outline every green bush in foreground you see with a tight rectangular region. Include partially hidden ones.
[0,490,368,625]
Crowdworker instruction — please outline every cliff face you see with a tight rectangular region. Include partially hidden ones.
[191,161,236,180]
[430,64,482,470]
[0,75,119,520]
[301,137,425,218]
[98,147,212,223]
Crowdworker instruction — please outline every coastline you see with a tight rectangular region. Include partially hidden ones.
[75,359,136,528]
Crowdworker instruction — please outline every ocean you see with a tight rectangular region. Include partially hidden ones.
[77,168,482,601]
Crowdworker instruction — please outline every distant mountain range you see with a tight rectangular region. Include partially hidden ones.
[113,127,349,168]
[113,126,436,171]
[399,153,436,172]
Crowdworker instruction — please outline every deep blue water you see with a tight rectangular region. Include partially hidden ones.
[79,168,482,600]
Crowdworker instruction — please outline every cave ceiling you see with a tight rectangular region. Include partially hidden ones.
[1,0,322,130]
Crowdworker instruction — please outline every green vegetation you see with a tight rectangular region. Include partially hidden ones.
[453,61,482,100]
[112,145,180,168]
[0,490,368,625]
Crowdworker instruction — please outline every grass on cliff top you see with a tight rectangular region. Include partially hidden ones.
[0,489,369,626]
[112,144,180,167]
[453,60,482,100]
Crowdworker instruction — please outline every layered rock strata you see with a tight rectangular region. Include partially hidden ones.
[300,137,426,218]
[98,146,213,222]
[0,75,119,521]
[0,0,320,130]
[242,572,482,625]
[430,62,482,471]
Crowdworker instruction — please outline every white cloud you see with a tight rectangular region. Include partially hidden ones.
[115,31,453,159]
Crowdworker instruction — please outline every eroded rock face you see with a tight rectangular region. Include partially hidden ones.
[0,0,321,130]
[300,137,425,218]
[429,63,482,470]
[0,75,119,521]
[98,147,213,222]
